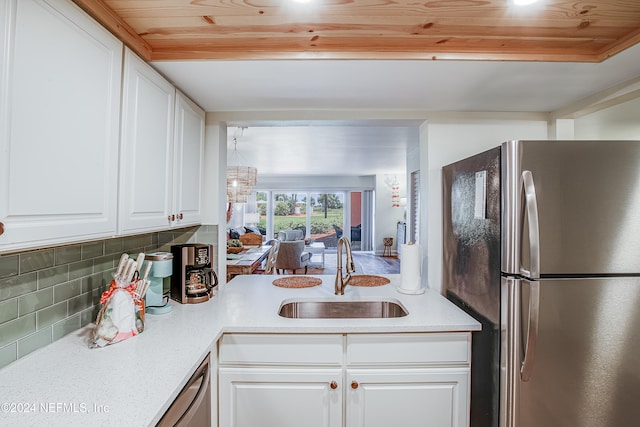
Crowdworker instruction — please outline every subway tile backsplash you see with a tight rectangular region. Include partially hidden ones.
[0,225,217,370]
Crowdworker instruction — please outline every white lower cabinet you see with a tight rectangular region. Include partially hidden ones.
[218,333,471,427]
[219,368,343,427]
[346,368,470,427]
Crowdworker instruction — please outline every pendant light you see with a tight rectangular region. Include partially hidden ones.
[227,127,258,203]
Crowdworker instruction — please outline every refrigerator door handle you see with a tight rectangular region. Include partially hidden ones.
[521,170,540,278]
[520,171,540,382]
[521,280,540,382]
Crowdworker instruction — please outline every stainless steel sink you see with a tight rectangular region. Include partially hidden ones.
[278,299,408,319]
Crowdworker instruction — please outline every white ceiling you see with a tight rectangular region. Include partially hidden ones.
[151,44,640,176]
[225,125,418,176]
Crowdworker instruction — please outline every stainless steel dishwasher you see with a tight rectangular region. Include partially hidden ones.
[157,353,211,426]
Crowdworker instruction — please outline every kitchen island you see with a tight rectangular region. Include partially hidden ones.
[0,274,480,426]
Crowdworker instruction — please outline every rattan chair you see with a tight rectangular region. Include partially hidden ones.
[253,239,280,275]
[263,240,280,274]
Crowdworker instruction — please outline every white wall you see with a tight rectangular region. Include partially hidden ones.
[574,97,640,139]
[202,118,228,282]
[374,173,406,255]
[202,121,223,225]
[425,120,548,293]
[256,175,375,191]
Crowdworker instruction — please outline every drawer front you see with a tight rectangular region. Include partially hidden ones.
[347,332,470,366]
[219,334,343,366]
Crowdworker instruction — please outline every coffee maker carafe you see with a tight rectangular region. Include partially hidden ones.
[170,244,218,303]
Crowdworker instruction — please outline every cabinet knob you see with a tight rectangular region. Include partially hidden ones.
[178,212,184,220]
[351,381,359,389]
[330,381,338,390]
[0,221,4,236]
[170,214,176,221]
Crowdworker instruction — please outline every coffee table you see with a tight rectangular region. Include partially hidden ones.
[306,242,326,267]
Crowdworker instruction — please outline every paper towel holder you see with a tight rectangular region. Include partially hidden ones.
[397,285,426,295]
[398,242,426,295]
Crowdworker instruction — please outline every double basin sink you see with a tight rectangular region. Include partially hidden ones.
[279,299,408,319]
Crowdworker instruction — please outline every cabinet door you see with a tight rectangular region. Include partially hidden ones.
[0,0,122,251]
[219,368,342,427]
[346,368,470,427]
[119,48,175,234]
[172,91,204,227]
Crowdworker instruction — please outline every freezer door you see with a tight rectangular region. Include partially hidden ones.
[443,146,501,325]
[505,277,640,427]
[501,140,640,276]
[443,148,502,427]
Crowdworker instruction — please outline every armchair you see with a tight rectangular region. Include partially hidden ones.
[351,224,361,242]
[333,224,361,241]
[275,240,311,274]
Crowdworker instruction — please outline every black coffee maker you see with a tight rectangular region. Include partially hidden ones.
[170,243,218,303]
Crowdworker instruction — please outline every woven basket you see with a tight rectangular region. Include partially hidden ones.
[227,246,243,254]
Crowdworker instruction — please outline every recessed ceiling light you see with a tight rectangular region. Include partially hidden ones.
[513,0,540,5]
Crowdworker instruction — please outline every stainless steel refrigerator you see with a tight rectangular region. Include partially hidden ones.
[442,140,640,427]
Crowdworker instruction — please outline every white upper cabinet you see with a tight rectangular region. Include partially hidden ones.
[0,1,205,252]
[119,50,204,234]
[0,0,122,252]
[172,91,204,227]
[119,48,176,234]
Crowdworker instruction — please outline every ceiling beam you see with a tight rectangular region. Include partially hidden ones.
[550,76,640,119]
[71,0,152,60]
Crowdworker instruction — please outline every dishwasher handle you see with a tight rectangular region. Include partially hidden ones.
[157,353,211,427]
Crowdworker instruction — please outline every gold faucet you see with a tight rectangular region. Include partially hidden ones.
[335,236,355,295]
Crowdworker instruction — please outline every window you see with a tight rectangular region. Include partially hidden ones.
[273,192,307,235]
[243,190,379,251]
[309,193,344,248]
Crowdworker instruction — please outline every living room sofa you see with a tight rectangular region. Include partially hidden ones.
[277,229,304,241]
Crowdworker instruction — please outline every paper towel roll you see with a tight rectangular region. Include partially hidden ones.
[399,243,424,294]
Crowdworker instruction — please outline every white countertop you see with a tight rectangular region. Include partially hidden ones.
[0,274,480,426]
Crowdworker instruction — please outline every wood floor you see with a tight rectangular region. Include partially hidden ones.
[316,252,399,275]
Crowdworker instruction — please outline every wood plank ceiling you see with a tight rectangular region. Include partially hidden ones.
[72,0,640,62]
